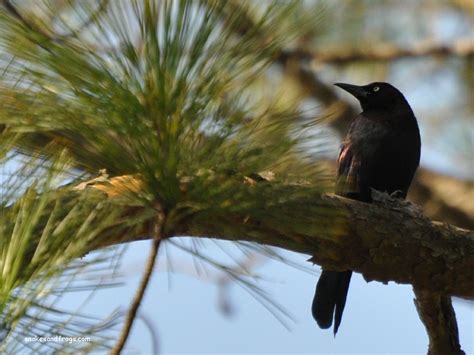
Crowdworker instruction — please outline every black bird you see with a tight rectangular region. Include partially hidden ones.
[312,82,421,335]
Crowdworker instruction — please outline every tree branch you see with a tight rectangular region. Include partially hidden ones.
[284,39,474,65]
[278,55,357,133]
[409,169,474,230]
[88,179,473,300]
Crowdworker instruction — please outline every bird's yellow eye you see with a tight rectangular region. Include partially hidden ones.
[373,86,380,92]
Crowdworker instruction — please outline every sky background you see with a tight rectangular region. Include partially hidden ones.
[72,238,473,354]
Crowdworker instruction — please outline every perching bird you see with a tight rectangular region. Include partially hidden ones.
[312,82,421,335]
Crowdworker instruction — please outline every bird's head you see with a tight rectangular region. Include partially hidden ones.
[334,82,412,113]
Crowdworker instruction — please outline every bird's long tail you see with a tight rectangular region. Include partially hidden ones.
[312,270,352,335]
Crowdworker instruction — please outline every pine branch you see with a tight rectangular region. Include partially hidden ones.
[81,176,474,300]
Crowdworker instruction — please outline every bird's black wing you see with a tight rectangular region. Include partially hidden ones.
[335,115,392,202]
[335,140,361,199]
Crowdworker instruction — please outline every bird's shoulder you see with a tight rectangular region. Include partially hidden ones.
[344,114,389,152]
[350,111,391,131]
[357,109,418,131]
[347,111,420,150]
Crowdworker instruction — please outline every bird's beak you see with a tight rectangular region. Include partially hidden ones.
[334,83,368,100]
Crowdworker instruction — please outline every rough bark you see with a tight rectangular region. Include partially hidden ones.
[414,289,465,355]
[88,179,474,300]
[186,194,474,298]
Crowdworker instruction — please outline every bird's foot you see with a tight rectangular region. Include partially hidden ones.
[390,190,404,199]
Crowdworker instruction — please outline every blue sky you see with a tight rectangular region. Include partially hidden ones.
[75,240,473,354]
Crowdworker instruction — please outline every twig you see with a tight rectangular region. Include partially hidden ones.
[277,39,474,132]
[110,209,165,355]
[413,288,465,355]
[55,0,110,40]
